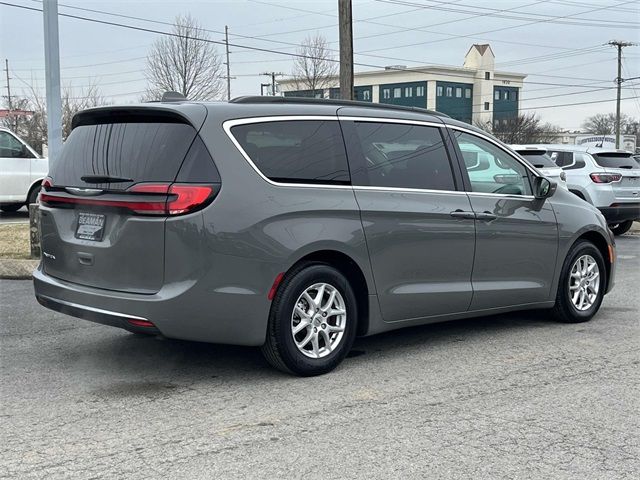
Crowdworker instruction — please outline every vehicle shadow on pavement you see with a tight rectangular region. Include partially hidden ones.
[73,308,554,386]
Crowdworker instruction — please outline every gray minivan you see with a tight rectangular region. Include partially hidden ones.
[33,97,616,376]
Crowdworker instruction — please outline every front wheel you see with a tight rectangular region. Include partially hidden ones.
[552,240,606,323]
[609,220,633,236]
[261,262,357,376]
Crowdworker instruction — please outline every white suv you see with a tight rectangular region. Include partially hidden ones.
[524,144,639,235]
[0,127,49,212]
[510,145,567,189]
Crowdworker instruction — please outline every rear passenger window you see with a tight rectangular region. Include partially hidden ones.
[548,151,573,167]
[350,122,456,191]
[231,120,350,184]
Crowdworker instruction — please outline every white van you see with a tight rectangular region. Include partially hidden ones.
[0,127,49,212]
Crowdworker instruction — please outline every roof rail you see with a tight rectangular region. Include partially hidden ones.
[229,95,448,118]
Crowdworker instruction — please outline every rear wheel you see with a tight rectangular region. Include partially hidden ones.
[0,204,22,213]
[609,220,633,236]
[552,240,606,323]
[261,262,357,376]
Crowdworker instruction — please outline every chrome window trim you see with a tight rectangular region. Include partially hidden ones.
[339,116,445,129]
[223,116,353,190]
[352,185,467,196]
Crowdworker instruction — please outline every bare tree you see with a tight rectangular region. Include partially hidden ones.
[581,112,631,135]
[290,34,338,96]
[475,112,562,144]
[2,82,104,154]
[145,14,224,101]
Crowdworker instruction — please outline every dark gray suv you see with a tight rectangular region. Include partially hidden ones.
[33,97,616,376]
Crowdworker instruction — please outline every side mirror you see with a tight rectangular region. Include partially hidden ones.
[533,176,557,199]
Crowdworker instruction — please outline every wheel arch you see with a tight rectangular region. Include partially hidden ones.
[573,229,612,291]
[286,249,371,337]
[27,179,44,204]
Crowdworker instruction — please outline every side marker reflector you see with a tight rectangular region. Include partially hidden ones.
[268,273,285,301]
[127,318,156,328]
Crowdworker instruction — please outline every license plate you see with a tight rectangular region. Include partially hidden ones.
[75,213,106,241]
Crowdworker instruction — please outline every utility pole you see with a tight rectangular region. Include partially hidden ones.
[224,25,231,101]
[261,72,283,96]
[338,0,353,100]
[608,40,635,149]
[4,59,15,131]
[43,0,63,163]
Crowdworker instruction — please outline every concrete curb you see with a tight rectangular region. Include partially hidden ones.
[0,258,39,280]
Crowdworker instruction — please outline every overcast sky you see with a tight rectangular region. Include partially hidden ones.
[1,0,639,129]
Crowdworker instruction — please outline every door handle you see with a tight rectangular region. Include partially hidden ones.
[475,211,497,221]
[450,209,476,220]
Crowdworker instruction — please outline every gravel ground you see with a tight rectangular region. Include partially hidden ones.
[1,235,638,479]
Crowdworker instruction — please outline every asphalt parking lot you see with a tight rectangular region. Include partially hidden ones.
[1,236,638,479]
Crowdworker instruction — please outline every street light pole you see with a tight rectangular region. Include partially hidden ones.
[338,0,353,100]
[43,0,62,163]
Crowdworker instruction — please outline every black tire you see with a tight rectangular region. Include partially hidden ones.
[552,240,606,323]
[609,220,633,236]
[27,185,41,206]
[0,204,23,213]
[261,262,358,376]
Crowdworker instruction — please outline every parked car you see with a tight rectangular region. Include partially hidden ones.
[33,97,616,376]
[509,145,567,189]
[0,127,48,212]
[517,144,640,236]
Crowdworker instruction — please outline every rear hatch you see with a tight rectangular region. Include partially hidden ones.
[591,152,640,202]
[515,149,566,186]
[40,105,218,294]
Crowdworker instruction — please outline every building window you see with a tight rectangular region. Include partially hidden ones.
[503,91,509,100]
[502,119,508,126]
[484,102,490,111]
[383,88,390,99]
[446,87,453,97]
[393,87,401,98]
[494,90,500,100]
[494,120,500,129]
[405,87,413,97]
[416,85,425,96]
[465,88,471,98]
[363,90,371,100]
[436,86,443,96]
[510,90,517,101]
[485,72,491,80]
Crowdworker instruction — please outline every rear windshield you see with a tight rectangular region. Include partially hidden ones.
[591,153,639,169]
[231,120,350,184]
[50,122,198,189]
[516,152,557,168]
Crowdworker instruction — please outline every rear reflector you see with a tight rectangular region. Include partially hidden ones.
[127,318,156,328]
[268,272,285,300]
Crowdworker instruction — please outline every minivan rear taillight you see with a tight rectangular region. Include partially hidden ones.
[589,173,622,184]
[40,182,218,216]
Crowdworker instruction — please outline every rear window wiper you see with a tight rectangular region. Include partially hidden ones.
[81,175,133,183]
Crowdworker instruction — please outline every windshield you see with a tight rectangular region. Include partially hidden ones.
[591,153,639,170]
[516,152,557,168]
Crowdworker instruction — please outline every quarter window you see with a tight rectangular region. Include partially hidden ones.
[548,150,574,167]
[351,122,455,191]
[453,131,532,196]
[231,120,350,184]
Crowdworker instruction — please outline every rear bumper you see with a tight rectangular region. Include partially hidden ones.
[32,266,270,346]
[598,204,640,224]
